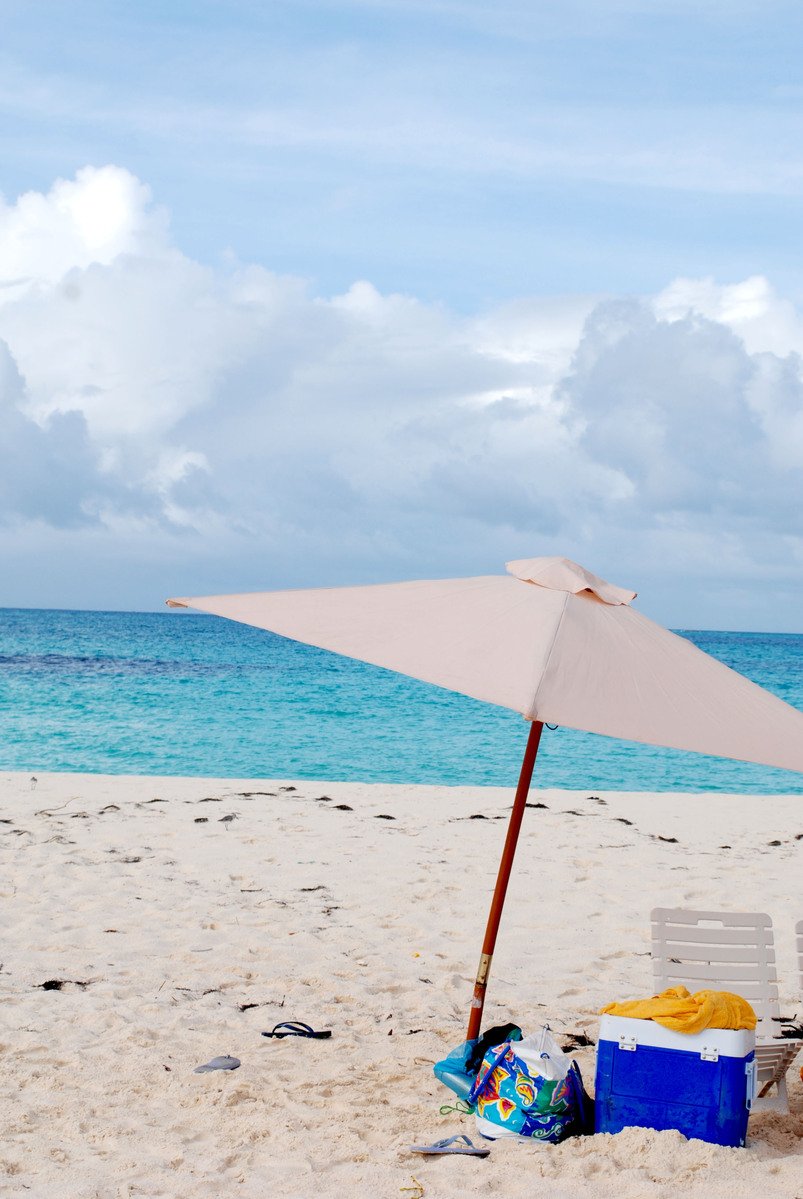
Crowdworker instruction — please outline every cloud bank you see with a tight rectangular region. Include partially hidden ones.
[1,166,802,629]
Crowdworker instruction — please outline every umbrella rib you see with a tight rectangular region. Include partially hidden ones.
[527,591,569,722]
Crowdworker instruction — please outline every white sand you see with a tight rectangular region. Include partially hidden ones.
[0,771,801,1198]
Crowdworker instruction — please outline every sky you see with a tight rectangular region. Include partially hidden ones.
[2,0,803,630]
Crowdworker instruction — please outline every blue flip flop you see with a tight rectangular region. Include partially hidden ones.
[408,1135,490,1157]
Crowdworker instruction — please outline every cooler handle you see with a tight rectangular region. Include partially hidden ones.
[745,1059,756,1111]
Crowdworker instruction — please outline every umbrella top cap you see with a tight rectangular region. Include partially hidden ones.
[505,556,637,606]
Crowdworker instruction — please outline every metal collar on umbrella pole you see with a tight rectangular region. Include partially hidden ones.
[466,719,544,1042]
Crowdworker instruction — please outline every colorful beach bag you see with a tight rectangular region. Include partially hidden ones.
[467,1027,587,1143]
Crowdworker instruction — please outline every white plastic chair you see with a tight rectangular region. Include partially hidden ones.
[651,908,801,1113]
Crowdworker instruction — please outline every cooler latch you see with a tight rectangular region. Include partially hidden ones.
[700,1045,719,1062]
[618,1034,637,1052]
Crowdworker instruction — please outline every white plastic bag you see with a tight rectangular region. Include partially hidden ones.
[512,1027,571,1083]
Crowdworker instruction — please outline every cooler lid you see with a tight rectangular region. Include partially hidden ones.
[599,1014,755,1058]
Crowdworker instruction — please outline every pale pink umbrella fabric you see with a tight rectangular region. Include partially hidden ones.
[168,556,803,775]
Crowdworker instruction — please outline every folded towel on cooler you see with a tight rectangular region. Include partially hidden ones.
[600,986,756,1033]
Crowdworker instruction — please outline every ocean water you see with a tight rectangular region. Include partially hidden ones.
[0,607,802,793]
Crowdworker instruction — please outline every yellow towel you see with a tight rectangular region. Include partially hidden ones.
[600,985,756,1033]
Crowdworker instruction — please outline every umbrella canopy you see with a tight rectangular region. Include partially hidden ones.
[168,555,803,775]
[168,555,803,1039]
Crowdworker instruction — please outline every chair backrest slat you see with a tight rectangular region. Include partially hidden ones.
[658,924,772,947]
[658,944,776,966]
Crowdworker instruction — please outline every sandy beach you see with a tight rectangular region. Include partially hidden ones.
[0,770,801,1198]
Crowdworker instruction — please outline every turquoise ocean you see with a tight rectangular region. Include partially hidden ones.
[1,608,802,792]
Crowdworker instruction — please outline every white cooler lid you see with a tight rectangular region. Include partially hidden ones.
[599,1014,755,1058]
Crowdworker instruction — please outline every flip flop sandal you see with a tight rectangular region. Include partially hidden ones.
[194,1055,241,1073]
[261,1021,332,1040]
[408,1135,490,1157]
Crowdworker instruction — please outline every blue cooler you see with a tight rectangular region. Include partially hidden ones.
[595,1015,755,1147]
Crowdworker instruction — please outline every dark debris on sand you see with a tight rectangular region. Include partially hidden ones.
[37,978,92,991]
[453,813,504,821]
[561,1032,596,1049]
[238,995,285,1012]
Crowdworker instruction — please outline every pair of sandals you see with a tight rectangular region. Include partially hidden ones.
[195,1021,330,1073]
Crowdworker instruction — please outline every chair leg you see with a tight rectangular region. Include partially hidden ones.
[752,1073,789,1114]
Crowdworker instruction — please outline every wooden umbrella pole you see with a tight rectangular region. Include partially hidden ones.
[466,719,544,1041]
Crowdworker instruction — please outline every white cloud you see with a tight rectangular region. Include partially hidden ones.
[1,165,803,627]
[563,299,803,524]
[653,275,803,357]
[0,166,166,287]
[0,337,116,527]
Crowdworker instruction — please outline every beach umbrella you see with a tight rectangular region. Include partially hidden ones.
[167,556,803,1039]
